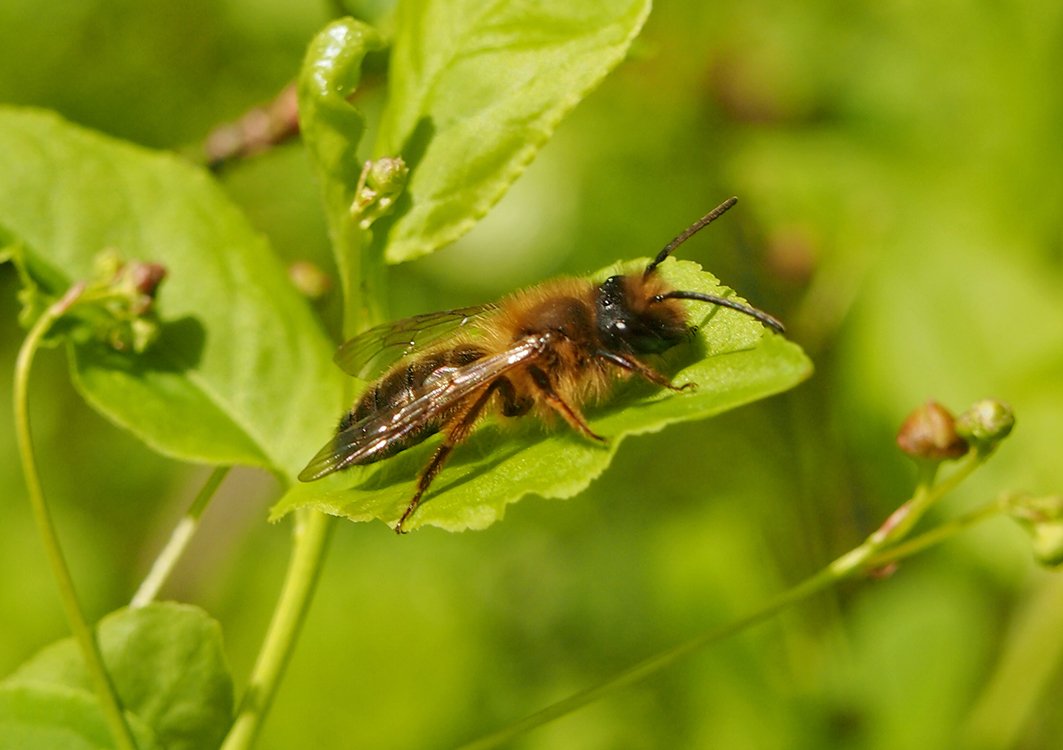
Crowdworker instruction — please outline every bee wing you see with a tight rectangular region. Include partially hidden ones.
[299,334,550,482]
[333,304,499,379]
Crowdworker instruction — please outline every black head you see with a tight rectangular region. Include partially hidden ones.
[595,274,689,354]
[595,197,785,354]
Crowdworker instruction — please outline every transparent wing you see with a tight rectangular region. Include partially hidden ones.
[333,304,499,379]
[299,334,550,482]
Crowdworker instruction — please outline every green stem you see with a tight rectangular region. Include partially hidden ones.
[221,509,335,750]
[864,497,1005,569]
[222,22,384,742]
[130,466,230,607]
[13,285,138,750]
[458,566,839,750]
[460,452,993,750]
[829,451,985,577]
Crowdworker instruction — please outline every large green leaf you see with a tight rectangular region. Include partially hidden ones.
[375,0,653,263]
[6,603,232,750]
[272,259,812,531]
[0,107,346,480]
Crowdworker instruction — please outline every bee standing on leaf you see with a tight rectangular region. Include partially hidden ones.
[300,197,784,533]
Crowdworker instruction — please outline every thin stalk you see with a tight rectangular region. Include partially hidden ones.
[221,508,335,750]
[460,452,991,750]
[13,285,137,750]
[864,497,1005,569]
[131,466,230,607]
[828,450,984,576]
[458,567,839,750]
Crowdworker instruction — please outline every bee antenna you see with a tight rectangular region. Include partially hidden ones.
[644,196,739,279]
[654,290,785,334]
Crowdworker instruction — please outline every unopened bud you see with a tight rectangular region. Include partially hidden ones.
[130,262,167,297]
[86,250,167,352]
[1006,493,1063,568]
[288,261,331,300]
[365,157,408,196]
[92,248,124,280]
[955,399,1015,452]
[896,401,968,461]
[351,156,409,228]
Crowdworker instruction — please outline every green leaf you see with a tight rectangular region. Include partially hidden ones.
[271,260,812,531]
[375,0,653,263]
[0,684,158,750]
[0,107,347,481]
[6,603,232,750]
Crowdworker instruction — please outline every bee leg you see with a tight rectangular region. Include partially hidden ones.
[395,444,455,534]
[495,376,533,418]
[594,350,694,392]
[528,366,606,443]
[394,384,498,534]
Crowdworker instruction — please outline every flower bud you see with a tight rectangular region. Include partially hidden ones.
[1006,493,1063,568]
[955,399,1015,452]
[351,156,409,228]
[896,401,968,461]
[288,260,331,300]
[130,262,167,298]
[85,251,167,352]
[365,156,409,196]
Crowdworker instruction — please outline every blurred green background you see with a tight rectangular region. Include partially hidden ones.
[2,1,1062,748]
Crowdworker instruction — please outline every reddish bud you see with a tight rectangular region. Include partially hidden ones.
[131,262,167,297]
[896,401,969,461]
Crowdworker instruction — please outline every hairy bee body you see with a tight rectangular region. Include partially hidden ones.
[339,341,490,461]
[300,198,784,533]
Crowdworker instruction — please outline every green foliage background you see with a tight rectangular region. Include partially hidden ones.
[1,1,1061,748]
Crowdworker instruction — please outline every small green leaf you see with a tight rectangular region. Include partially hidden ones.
[0,684,158,750]
[6,603,232,750]
[376,0,653,263]
[0,107,347,481]
[272,260,812,531]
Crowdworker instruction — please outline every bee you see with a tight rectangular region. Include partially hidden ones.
[299,197,784,533]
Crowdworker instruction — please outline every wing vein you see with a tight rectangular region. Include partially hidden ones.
[299,334,549,481]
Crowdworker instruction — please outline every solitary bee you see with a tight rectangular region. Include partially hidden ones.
[300,197,783,533]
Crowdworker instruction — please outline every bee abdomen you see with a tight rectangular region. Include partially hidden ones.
[337,343,489,463]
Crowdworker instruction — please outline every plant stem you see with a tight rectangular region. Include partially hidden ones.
[864,497,1005,568]
[828,451,984,576]
[13,286,138,750]
[459,451,993,750]
[223,24,383,736]
[458,567,839,750]
[221,508,335,750]
[131,466,229,607]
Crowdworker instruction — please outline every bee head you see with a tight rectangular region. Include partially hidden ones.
[614,196,785,343]
[595,274,690,354]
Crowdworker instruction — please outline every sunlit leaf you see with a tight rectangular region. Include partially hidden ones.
[0,107,346,480]
[375,0,652,263]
